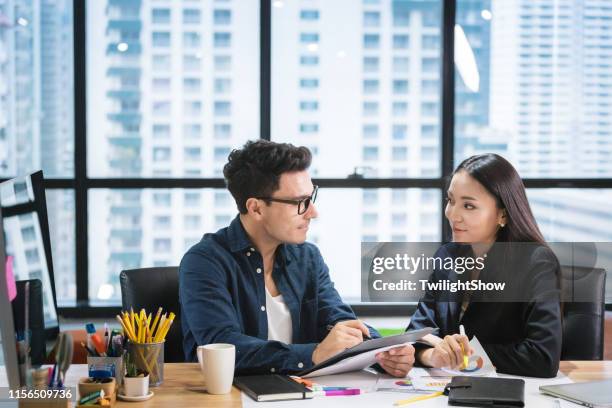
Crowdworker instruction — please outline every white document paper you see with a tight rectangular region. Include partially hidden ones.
[303,343,412,378]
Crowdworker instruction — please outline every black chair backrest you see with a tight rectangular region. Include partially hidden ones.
[560,265,606,360]
[119,267,183,362]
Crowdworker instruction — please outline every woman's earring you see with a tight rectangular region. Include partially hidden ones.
[500,223,505,228]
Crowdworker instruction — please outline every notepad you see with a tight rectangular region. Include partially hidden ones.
[297,327,436,378]
[234,375,314,402]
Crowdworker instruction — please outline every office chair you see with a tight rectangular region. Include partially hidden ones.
[560,266,606,360]
[120,267,184,362]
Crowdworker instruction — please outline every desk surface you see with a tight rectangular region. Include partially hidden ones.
[64,361,611,407]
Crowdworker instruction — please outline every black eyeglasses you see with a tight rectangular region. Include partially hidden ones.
[257,185,318,215]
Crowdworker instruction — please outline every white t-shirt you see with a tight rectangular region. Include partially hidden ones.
[265,287,293,344]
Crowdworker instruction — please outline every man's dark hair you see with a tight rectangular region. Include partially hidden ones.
[223,140,312,214]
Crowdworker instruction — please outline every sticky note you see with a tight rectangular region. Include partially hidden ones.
[5,255,16,301]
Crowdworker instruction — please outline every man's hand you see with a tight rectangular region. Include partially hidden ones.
[418,334,472,370]
[375,345,415,377]
[312,320,370,365]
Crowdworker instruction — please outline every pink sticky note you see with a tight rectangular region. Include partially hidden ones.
[5,255,16,301]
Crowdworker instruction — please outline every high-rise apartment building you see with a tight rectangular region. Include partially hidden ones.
[87,0,258,303]
[0,0,75,304]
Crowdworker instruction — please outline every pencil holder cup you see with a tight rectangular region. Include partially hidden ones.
[87,355,124,386]
[78,377,117,405]
[126,340,164,387]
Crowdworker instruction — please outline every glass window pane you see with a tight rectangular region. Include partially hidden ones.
[0,1,74,178]
[87,1,259,178]
[272,0,442,178]
[88,188,235,305]
[310,189,441,302]
[46,189,76,306]
[455,0,612,177]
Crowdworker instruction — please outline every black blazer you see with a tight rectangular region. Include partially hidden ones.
[408,242,562,378]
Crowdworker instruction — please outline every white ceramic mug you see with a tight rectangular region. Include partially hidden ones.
[197,343,236,394]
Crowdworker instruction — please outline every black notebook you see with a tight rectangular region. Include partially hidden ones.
[234,375,314,402]
[444,376,525,407]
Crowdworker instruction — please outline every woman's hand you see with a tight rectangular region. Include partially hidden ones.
[418,334,473,370]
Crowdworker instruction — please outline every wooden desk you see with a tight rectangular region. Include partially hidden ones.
[67,363,240,408]
[64,361,611,407]
[560,360,612,381]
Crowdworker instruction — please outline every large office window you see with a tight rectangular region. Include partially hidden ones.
[455,0,612,179]
[86,0,259,178]
[84,0,259,304]
[272,0,443,178]
[0,0,76,305]
[454,1,612,236]
[88,189,234,305]
[0,0,74,179]
[2,0,611,312]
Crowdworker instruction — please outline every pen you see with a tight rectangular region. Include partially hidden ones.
[324,389,361,396]
[459,325,468,369]
[80,341,97,357]
[326,323,372,341]
[393,391,443,406]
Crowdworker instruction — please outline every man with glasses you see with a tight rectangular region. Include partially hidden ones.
[179,140,415,376]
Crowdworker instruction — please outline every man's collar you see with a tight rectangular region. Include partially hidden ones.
[227,215,253,252]
[227,214,292,265]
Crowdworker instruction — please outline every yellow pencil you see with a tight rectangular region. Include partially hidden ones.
[460,324,468,369]
[146,313,152,342]
[156,314,167,342]
[140,310,147,343]
[393,391,443,406]
[130,307,135,335]
[122,312,133,337]
[154,318,167,342]
[150,307,163,339]
[460,343,468,369]
[139,312,146,343]
[115,315,134,341]
[159,312,175,341]
[155,312,173,342]
[119,314,137,342]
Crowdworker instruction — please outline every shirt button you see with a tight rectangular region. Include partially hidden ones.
[256,268,262,274]
[270,367,275,373]
[298,362,304,369]
[246,252,251,257]
[261,306,266,311]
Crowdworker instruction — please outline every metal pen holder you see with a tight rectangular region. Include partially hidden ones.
[126,340,165,387]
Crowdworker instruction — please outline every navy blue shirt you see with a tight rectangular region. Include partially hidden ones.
[179,215,377,375]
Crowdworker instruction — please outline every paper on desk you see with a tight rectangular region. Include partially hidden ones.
[408,367,453,392]
[303,343,412,378]
[376,377,420,394]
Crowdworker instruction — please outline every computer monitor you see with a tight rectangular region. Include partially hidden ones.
[0,205,21,389]
[0,171,59,342]
[0,171,60,388]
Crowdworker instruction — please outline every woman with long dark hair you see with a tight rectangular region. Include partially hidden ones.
[407,153,562,378]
